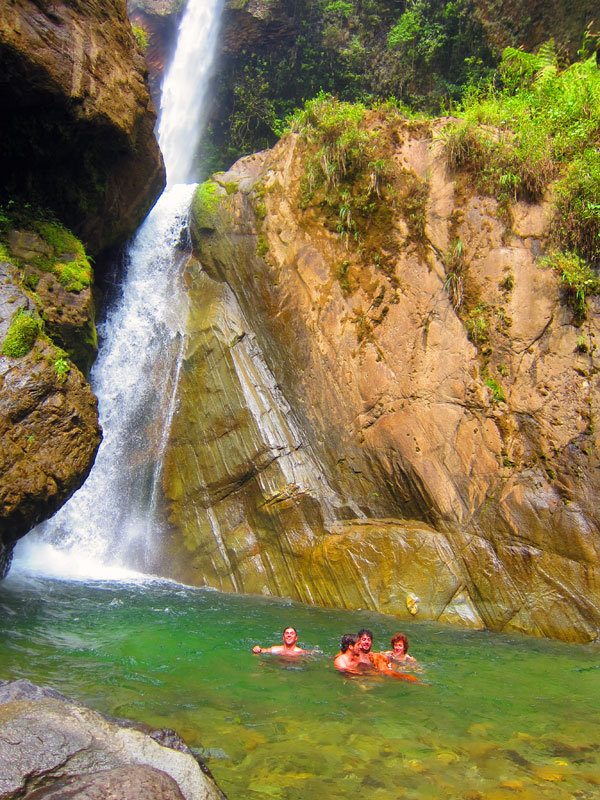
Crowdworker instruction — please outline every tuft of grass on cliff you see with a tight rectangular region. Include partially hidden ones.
[443,39,600,270]
[0,203,93,292]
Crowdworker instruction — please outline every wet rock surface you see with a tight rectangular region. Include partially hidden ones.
[172,121,600,642]
[0,0,165,261]
[0,679,224,800]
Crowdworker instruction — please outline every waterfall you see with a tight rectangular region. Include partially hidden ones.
[158,0,224,186]
[14,0,223,579]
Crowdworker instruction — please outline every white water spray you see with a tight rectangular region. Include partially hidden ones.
[14,0,223,579]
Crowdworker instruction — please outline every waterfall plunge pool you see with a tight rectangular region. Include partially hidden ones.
[0,571,598,800]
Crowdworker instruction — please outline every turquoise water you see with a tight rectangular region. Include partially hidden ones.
[1,572,598,799]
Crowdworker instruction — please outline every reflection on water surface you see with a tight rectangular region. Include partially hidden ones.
[0,573,598,799]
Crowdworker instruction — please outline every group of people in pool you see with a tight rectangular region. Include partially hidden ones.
[252,626,420,681]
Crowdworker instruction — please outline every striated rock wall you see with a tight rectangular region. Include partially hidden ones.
[164,119,600,642]
[0,0,165,262]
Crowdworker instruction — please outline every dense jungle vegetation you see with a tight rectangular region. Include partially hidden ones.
[199,0,496,173]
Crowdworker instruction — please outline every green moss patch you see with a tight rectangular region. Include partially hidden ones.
[1,309,42,358]
[192,180,223,230]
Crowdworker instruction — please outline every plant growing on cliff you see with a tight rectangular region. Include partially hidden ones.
[0,206,92,293]
[54,356,70,383]
[443,238,465,309]
[192,180,222,230]
[290,93,393,252]
[442,42,600,265]
[539,250,600,319]
[1,309,42,358]
[132,25,149,50]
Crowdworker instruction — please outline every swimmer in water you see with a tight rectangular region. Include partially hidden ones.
[333,634,366,673]
[252,626,307,657]
[382,633,418,665]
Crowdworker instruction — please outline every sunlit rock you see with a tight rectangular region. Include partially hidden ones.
[173,114,600,643]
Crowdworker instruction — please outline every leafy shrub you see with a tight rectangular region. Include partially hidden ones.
[539,250,600,319]
[289,93,394,255]
[484,376,506,403]
[289,92,373,191]
[1,309,41,357]
[132,25,149,50]
[442,44,600,264]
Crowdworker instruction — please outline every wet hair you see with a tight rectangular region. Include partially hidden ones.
[391,632,409,652]
[283,626,297,636]
[340,633,358,653]
[357,628,373,641]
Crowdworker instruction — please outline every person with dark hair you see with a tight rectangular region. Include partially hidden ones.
[356,628,374,666]
[333,634,362,672]
[383,632,417,664]
[252,626,307,656]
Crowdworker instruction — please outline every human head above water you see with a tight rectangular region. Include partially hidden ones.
[340,633,358,653]
[357,629,373,651]
[282,627,298,644]
[391,632,409,653]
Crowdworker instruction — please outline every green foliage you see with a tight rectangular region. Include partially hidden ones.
[539,250,600,319]
[257,235,269,257]
[443,46,600,265]
[0,205,92,292]
[443,238,465,309]
[54,356,70,383]
[290,94,396,259]
[399,172,429,242]
[290,92,372,190]
[1,309,41,358]
[132,24,149,50]
[200,0,494,173]
[324,0,354,18]
[483,376,506,404]
[576,334,589,353]
[465,302,488,345]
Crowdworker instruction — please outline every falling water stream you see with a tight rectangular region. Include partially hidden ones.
[4,2,599,799]
[16,0,224,577]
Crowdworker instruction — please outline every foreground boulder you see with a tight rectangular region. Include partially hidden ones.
[0,680,224,800]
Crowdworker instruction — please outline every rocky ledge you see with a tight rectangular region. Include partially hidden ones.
[0,679,224,800]
[0,0,165,262]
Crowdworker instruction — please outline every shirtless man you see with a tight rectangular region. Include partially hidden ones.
[356,628,375,666]
[252,626,307,657]
[333,634,364,673]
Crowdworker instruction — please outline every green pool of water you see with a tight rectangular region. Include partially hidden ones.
[1,572,598,799]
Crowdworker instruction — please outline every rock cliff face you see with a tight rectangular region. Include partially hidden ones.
[0,0,164,573]
[0,241,102,576]
[163,116,600,643]
[0,0,165,262]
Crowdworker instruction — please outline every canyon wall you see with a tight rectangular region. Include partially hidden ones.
[162,117,600,643]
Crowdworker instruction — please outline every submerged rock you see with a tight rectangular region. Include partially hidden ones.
[0,679,224,800]
[166,114,600,643]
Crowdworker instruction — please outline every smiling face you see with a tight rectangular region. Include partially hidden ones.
[393,639,406,656]
[283,627,298,646]
[357,632,372,653]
